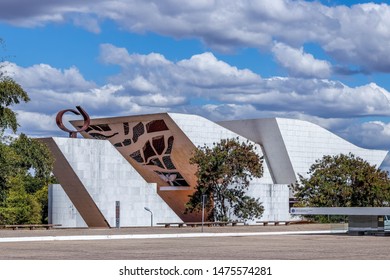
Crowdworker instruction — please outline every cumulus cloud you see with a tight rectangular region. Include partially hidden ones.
[99,44,171,68]
[272,42,332,78]
[329,119,390,171]
[338,120,390,150]
[99,44,261,99]
[8,45,390,120]
[2,44,390,156]
[4,45,390,137]
[176,52,260,86]
[199,104,260,121]
[2,1,389,171]
[3,62,95,92]
[0,0,98,26]
[101,45,390,118]
[2,1,390,73]
[223,80,390,118]
[2,61,128,116]
[322,3,390,72]
[14,111,58,137]
[71,14,101,33]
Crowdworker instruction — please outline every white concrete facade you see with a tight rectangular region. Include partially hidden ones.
[48,184,87,228]
[49,137,182,227]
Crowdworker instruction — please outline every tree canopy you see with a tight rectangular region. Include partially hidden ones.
[0,77,30,133]
[0,42,54,224]
[185,138,264,222]
[291,153,390,208]
[0,135,54,224]
[1,38,30,133]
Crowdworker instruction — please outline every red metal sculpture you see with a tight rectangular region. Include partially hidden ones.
[56,105,90,138]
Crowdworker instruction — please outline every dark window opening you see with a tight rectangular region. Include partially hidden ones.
[146,119,169,133]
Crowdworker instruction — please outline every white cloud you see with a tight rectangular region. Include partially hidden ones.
[200,104,260,121]
[6,51,390,173]
[272,42,332,78]
[130,76,159,93]
[0,0,98,27]
[4,62,94,92]
[338,120,390,150]
[2,61,126,115]
[99,44,261,98]
[7,45,389,122]
[72,14,101,33]
[177,52,260,85]
[323,3,390,72]
[327,119,390,171]
[2,1,390,163]
[98,45,390,119]
[4,47,390,145]
[15,111,58,137]
[134,93,187,107]
[2,1,390,73]
[99,44,171,68]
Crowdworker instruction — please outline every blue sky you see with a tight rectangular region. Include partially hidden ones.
[1,0,390,168]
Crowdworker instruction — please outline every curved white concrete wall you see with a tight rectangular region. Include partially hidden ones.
[169,113,274,184]
[220,117,388,184]
[275,118,388,178]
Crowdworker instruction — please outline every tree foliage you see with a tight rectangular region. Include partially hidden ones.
[0,176,42,224]
[185,138,264,221]
[0,134,54,224]
[0,42,54,224]
[0,77,30,133]
[291,153,390,208]
[10,134,53,180]
[0,142,19,201]
[1,38,30,133]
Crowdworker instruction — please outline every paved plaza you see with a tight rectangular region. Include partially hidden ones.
[0,223,389,260]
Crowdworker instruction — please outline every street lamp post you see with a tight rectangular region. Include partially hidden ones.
[144,207,153,227]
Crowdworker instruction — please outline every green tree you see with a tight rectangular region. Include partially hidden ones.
[0,135,54,224]
[34,185,49,223]
[185,138,264,222]
[0,142,20,202]
[0,77,29,133]
[1,38,30,133]
[9,135,54,223]
[0,41,54,224]
[0,175,41,224]
[10,134,54,183]
[291,153,390,208]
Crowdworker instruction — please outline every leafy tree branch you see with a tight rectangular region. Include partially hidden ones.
[186,138,264,222]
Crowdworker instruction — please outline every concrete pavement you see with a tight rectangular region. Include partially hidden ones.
[1,223,389,259]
